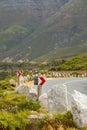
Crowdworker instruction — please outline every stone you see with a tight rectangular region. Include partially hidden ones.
[26,89,37,101]
[15,85,29,95]
[15,85,37,101]
[9,79,16,87]
[47,85,68,113]
[19,76,24,84]
[39,93,48,110]
[28,114,45,120]
[71,90,87,128]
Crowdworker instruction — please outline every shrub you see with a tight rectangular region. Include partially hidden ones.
[49,67,56,71]
[18,99,41,111]
[53,111,76,128]
[38,111,76,130]
[0,110,30,130]
[0,93,41,113]
[0,80,10,90]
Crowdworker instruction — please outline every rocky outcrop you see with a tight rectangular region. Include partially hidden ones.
[71,90,87,128]
[47,85,68,113]
[0,0,69,12]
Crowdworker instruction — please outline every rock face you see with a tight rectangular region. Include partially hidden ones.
[47,85,68,113]
[71,90,87,128]
[0,0,69,11]
[39,93,48,110]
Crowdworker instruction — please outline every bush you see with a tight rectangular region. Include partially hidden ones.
[0,80,10,90]
[53,111,76,128]
[0,110,30,130]
[38,111,76,130]
[0,93,40,113]
[18,99,41,111]
[49,67,56,71]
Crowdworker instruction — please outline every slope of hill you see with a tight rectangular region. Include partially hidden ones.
[0,0,69,29]
[0,0,87,62]
[34,41,87,62]
[57,54,87,70]
[27,0,87,61]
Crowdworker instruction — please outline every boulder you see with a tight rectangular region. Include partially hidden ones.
[47,85,68,113]
[19,76,24,84]
[15,85,29,95]
[39,93,48,110]
[26,89,37,101]
[71,90,87,128]
[15,86,37,101]
[9,79,16,87]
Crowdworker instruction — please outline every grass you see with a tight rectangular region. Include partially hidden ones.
[4,25,28,34]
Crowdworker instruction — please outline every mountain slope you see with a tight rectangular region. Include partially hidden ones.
[0,0,69,30]
[25,0,87,60]
[0,0,87,61]
[0,0,70,61]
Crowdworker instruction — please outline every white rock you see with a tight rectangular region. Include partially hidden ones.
[15,85,29,95]
[39,93,48,110]
[19,76,24,84]
[47,85,68,113]
[26,89,37,101]
[28,114,45,120]
[9,79,16,86]
[15,86,37,101]
[29,89,37,95]
[71,90,87,128]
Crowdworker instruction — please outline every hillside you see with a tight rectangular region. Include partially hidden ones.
[0,0,68,30]
[35,41,87,62]
[0,0,87,61]
[57,55,87,70]
[0,0,69,62]
[29,0,87,61]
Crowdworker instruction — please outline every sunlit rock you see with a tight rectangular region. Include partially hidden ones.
[26,88,37,101]
[9,79,16,87]
[39,93,48,110]
[71,90,87,128]
[15,85,29,95]
[47,85,68,113]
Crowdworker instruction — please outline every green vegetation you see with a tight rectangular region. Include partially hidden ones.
[0,0,87,129]
[0,74,41,129]
[0,87,41,130]
[57,55,87,70]
[0,110,30,130]
[0,75,87,129]
[0,92,40,113]
[0,62,49,80]
[0,0,87,61]
[38,111,76,130]
[4,25,28,34]
[0,54,87,81]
